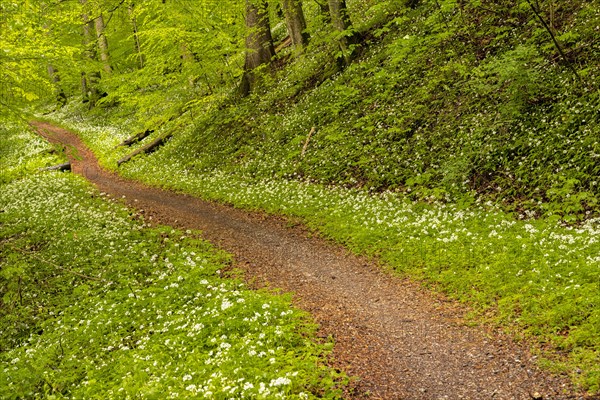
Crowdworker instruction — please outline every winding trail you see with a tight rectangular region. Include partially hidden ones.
[32,121,584,399]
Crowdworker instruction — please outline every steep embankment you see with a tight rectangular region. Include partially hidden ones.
[161,1,600,221]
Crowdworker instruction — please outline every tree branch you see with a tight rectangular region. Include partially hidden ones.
[80,0,126,26]
[525,0,581,82]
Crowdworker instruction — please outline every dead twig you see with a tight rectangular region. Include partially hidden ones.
[301,126,316,158]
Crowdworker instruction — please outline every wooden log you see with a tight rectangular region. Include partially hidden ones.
[40,162,71,172]
[116,111,181,149]
[116,129,154,147]
[117,131,174,166]
[275,35,293,53]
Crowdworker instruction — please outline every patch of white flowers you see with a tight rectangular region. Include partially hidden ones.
[0,172,338,399]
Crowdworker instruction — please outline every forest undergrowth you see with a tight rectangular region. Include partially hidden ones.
[45,109,600,392]
[17,0,600,393]
[0,123,346,398]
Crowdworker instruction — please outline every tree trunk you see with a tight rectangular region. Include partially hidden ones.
[240,0,275,96]
[128,4,144,69]
[40,162,71,172]
[81,71,89,101]
[47,65,67,106]
[327,0,360,66]
[80,0,102,106]
[116,129,154,147]
[43,23,67,107]
[282,0,309,50]
[94,13,112,74]
[117,130,176,166]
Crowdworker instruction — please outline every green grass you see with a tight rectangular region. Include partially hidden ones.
[0,123,346,398]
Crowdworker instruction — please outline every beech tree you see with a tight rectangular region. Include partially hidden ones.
[80,1,102,106]
[282,0,309,50]
[128,3,145,69]
[43,23,67,107]
[1,0,368,114]
[240,0,275,96]
[328,0,360,65]
[94,12,112,74]
[47,64,67,106]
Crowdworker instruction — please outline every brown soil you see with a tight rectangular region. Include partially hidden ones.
[32,121,590,400]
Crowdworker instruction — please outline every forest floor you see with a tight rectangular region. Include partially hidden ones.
[31,121,591,400]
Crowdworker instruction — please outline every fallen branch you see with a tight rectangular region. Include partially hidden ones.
[116,129,154,147]
[117,128,177,166]
[301,126,316,158]
[40,162,71,172]
[525,0,581,82]
[275,35,293,53]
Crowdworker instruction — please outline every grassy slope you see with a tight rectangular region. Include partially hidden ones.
[46,0,599,392]
[0,123,345,398]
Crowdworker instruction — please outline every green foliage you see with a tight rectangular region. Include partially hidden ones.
[106,0,598,222]
[96,0,245,118]
[0,123,64,184]
[44,0,600,392]
[0,2,59,117]
[54,111,600,391]
[0,126,346,398]
[11,0,600,393]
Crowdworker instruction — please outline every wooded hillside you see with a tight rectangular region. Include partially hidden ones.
[2,0,599,220]
[2,0,600,393]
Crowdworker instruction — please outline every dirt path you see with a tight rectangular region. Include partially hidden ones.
[32,121,584,400]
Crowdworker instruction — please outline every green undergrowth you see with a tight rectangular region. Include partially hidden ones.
[43,0,600,392]
[0,122,64,184]
[49,113,600,392]
[0,123,346,399]
[52,0,600,221]
[47,0,600,223]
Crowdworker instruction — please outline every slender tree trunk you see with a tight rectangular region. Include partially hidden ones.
[282,0,309,50]
[525,0,580,81]
[81,71,89,101]
[47,64,58,83]
[81,9,96,62]
[47,65,67,106]
[83,17,102,105]
[79,0,101,106]
[94,13,112,74]
[43,23,67,106]
[128,4,144,69]
[327,0,360,66]
[240,0,275,96]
